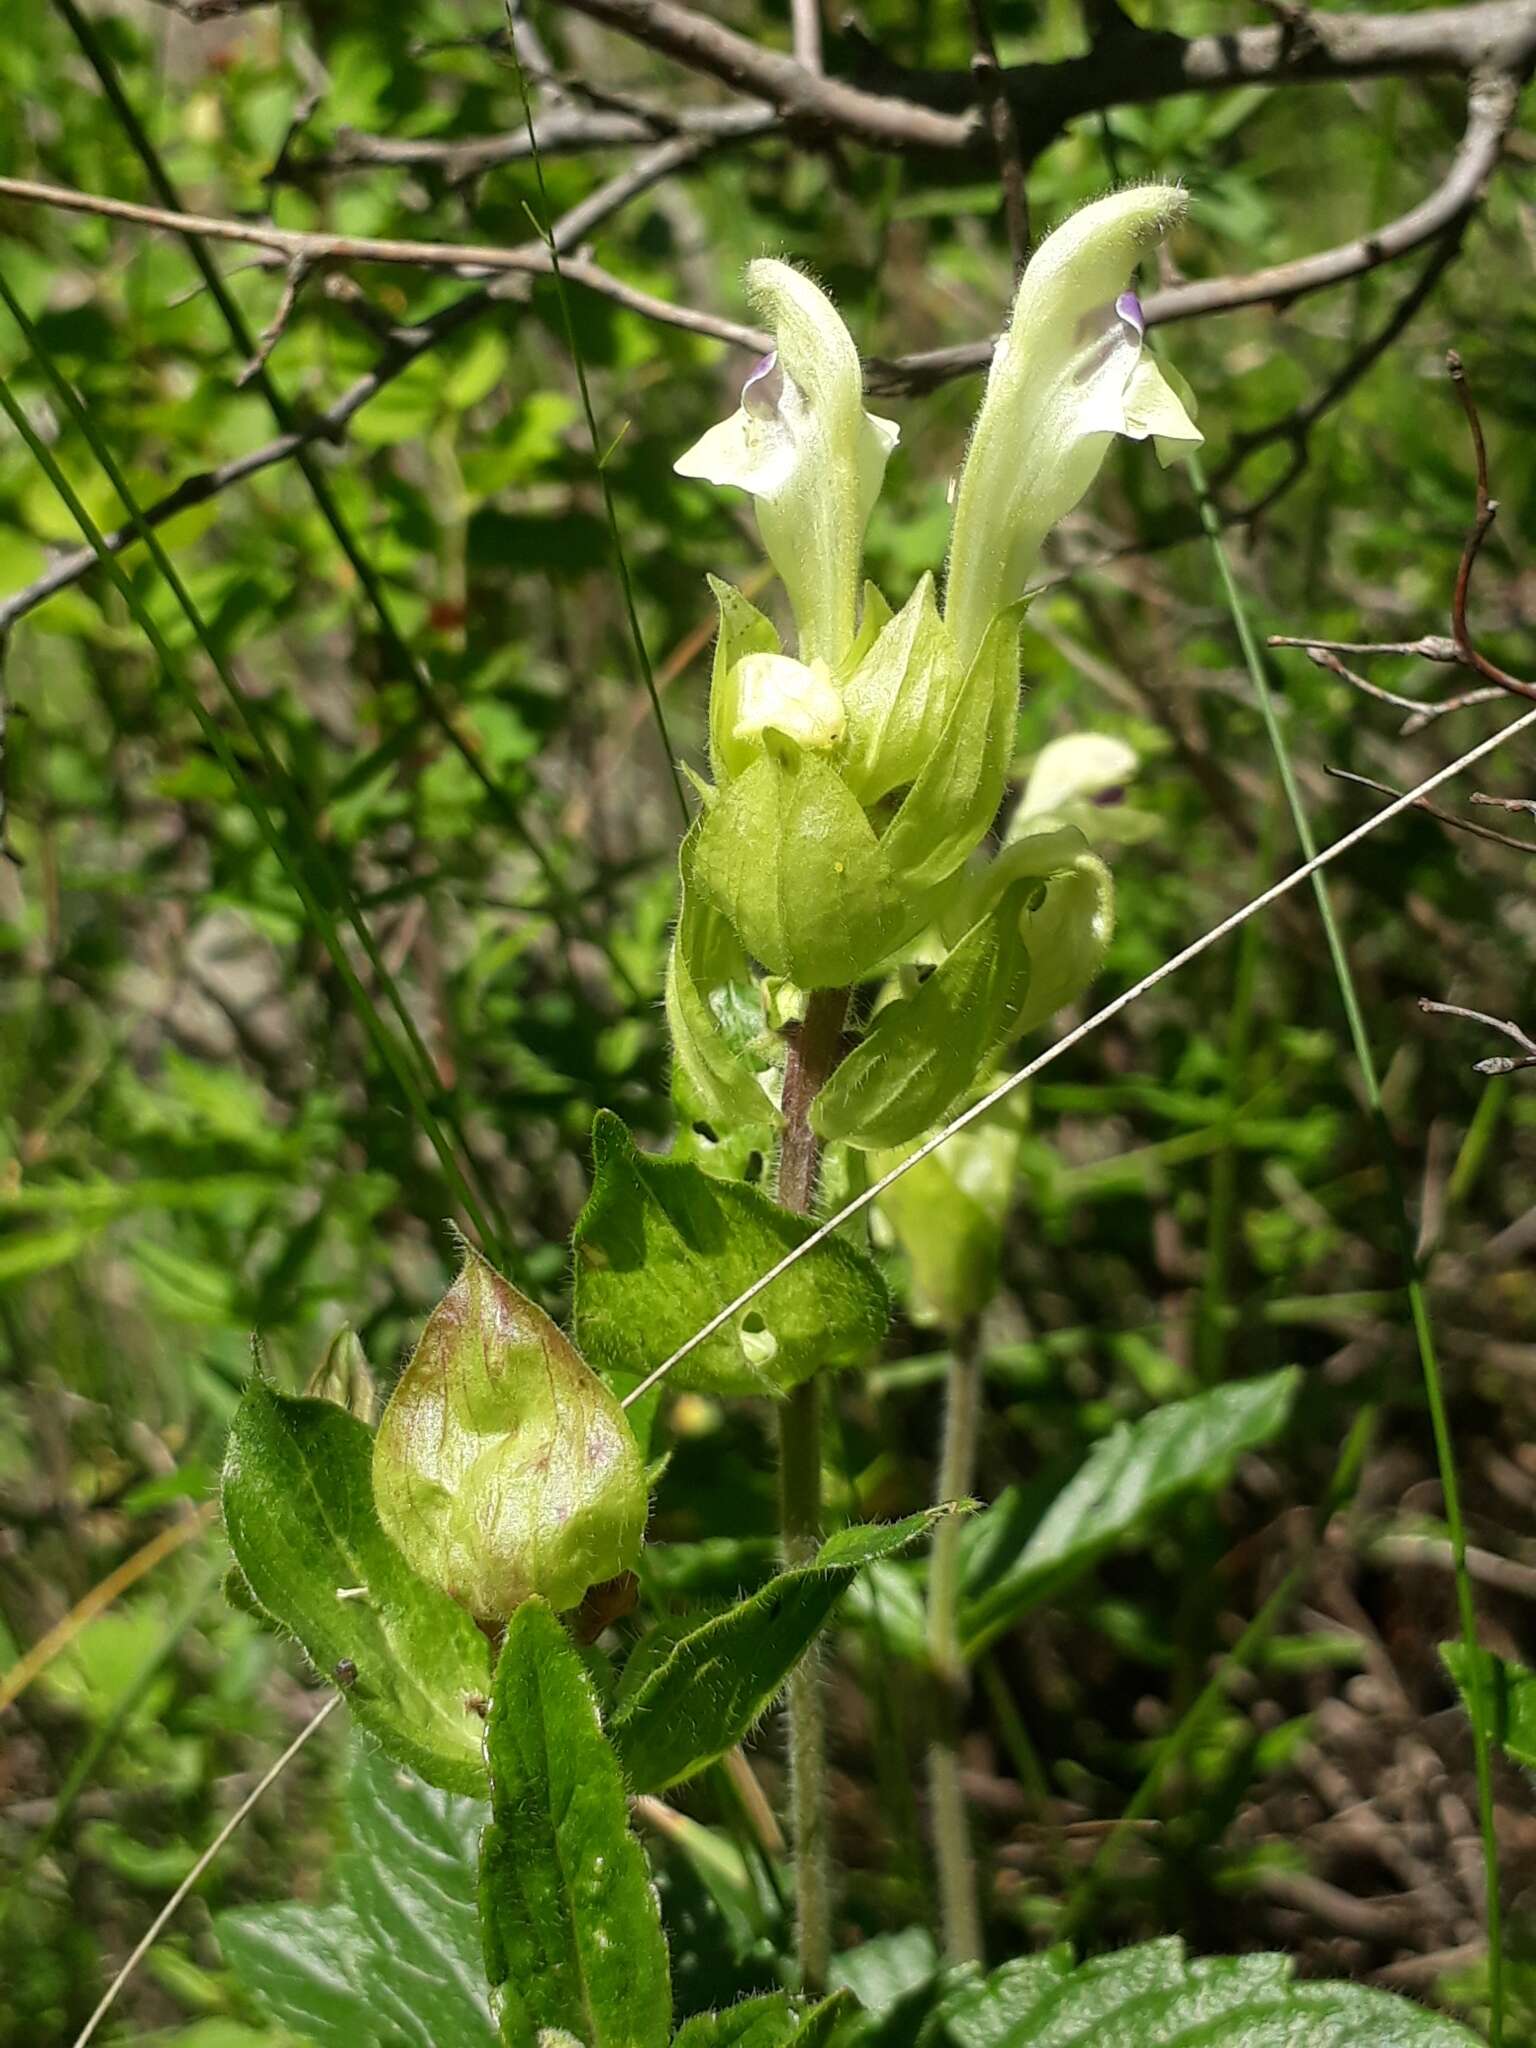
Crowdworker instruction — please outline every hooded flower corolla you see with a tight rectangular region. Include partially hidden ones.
[675,259,899,670]
[944,186,1201,666]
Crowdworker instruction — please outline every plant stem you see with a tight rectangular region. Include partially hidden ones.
[775,984,850,1993]
[926,1320,985,1963]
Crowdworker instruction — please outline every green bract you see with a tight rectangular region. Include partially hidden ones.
[372,1253,648,1623]
[674,189,1197,1128]
[871,1101,1027,1332]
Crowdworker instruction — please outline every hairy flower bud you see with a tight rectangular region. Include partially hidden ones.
[305,1324,377,1424]
[372,1254,646,1623]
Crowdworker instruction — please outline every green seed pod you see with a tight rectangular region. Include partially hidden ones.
[372,1254,647,1624]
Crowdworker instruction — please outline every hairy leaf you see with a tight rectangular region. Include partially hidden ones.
[1442,1642,1536,1769]
[221,1382,491,1792]
[960,1371,1299,1657]
[573,1111,887,1397]
[838,573,960,805]
[920,1937,1479,2044]
[611,1510,956,1794]
[217,1742,494,2048]
[674,1990,854,2047]
[480,1598,670,2048]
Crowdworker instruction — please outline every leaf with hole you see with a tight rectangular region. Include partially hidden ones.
[221,1382,491,1793]
[480,1598,671,2048]
[572,1110,888,1397]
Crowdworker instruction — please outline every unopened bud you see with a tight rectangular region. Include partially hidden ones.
[372,1254,647,1623]
[305,1324,377,1425]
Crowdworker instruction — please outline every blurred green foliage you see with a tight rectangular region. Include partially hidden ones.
[3,0,1536,2041]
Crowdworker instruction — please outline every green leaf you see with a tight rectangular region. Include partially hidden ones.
[920,1937,1480,2044]
[0,1222,101,1285]
[221,1383,491,1793]
[1442,1642,1536,1769]
[811,888,1030,1151]
[836,580,895,681]
[610,1510,956,1795]
[666,822,780,1137]
[217,1741,495,2048]
[572,1111,888,1397]
[480,1598,671,2048]
[692,738,915,989]
[960,1371,1299,1658]
[674,1990,854,2047]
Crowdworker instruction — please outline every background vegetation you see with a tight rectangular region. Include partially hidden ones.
[3,0,1536,2041]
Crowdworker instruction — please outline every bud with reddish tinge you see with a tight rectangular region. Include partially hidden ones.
[372,1254,647,1623]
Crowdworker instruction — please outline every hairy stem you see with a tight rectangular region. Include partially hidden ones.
[926,1321,984,1963]
[775,984,850,1992]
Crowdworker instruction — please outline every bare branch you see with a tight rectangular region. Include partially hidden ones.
[1420,998,1536,1055]
[147,0,278,16]
[866,69,1524,394]
[549,0,1536,158]
[1212,231,1463,520]
[1419,999,1536,1075]
[544,0,968,150]
[966,0,1030,270]
[1446,348,1536,701]
[234,255,313,387]
[0,170,749,323]
[1270,634,1464,663]
[790,0,822,75]
[319,103,773,178]
[0,151,764,634]
[1325,764,1536,852]
[1296,645,1507,732]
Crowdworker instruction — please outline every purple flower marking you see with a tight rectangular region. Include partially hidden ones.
[741,350,784,419]
[1071,291,1146,385]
